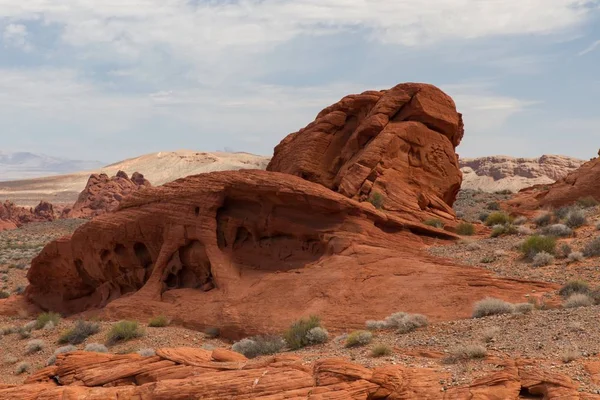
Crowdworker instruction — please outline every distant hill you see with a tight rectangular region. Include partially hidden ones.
[0,151,104,181]
[460,155,585,193]
[0,150,270,206]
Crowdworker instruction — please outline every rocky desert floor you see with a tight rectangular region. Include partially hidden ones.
[3,193,600,395]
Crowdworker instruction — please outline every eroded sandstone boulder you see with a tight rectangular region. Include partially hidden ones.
[25,170,554,338]
[267,83,464,223]
[63,171,151,219]
[0,200,55,231]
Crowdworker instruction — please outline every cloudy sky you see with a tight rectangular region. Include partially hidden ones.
[0,0,599,163]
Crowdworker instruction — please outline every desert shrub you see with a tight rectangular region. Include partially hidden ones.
[3,355,18,365]
[495,189,513,195]
[456,223,475,236]
[443,345,487,364]
[517,225,533,236]
[424,218,444,229]
[485,212,511,226]
[565,209,587,228]
[478,212,490,222]
[47,345,77,366]
[533,212,553,227]
[0,290,9,299]
[106,321,143,345]
[369,192,384,209]
[84,343,108,353]
[365,320,388,331]
[556,243,573,259]
[137,348,156,357]
[568,252,584,263]
[577,196,599,208]
[532,251,554,268]
[554,206,573,221]
[559,280,590,298]
[345,330,373,348]
[480,255,496,264]
[148,315,169,328]
[481,326,501,343]
[466,242,481,251]
[18,327,31,339]
[1,326,18,336]
[563,293,594,309]
[59,320,100,345]
[514,303,534,314]
[43,321,56,331]
[513,216,528,225]
[561,348,582,363]
[367,312,428,333]
[35,312,61,330]
[583,237,600,257]
[487,201,500,210]
[15,362,30,375]
[541,224,572,237]
[305,327,329,345]
[371,344,392,358]
[520,235,556,259]
[232,335,285,358]
[472,298,515,318]
[490,224,517,238]
[25,339,45,354]
[283,315,322,350]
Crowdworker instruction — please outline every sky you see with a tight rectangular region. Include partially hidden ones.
[0,0,599,163]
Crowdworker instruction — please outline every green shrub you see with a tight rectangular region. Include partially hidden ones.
[490,224,517,238]
[583,237,600,257]
[283,315,322,350]
[494,189,513,195]
[345,330,373,348]
[232,335,285,358]
[534,212,553,227]
[472,298,514,318]
[577,196,599,208]
[424,219,444,229]
[485,212,511,226]
[59,320,100,345]
[371,344,392,358]
[443,345,487,364]
[106,321,143,345]
[35,312,61,330]
[456,223,475,236]
[148,315,169,328]
[369,192,384,210]
[559,280,590,298]
[520,235,556,259]
[565,209,587,228]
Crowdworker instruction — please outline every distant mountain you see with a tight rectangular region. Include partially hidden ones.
[0,151,104,181]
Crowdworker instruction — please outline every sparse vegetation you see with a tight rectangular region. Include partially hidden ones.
[283,315,322,350]
[232,335,285,358]
[3,355,18,365]
[541,224,572,237]
[148,315,170,328]
[0,290,9,299]
[513,216,528,225]
[84,343,108,353]
[556,243,573,259]
[533,212,553,227]
[35,312,61,330]
[481,327,501,343]
[565,209,587,228]
[59,320,100,345]
[577,196,599,208]
[369,192,384,210]
[520,235,556,259]
[424,218,444,229]
[563,293,594,309]
[371,344,392,358]
[25,339,45,354]
[561,348,582,363]
[443,345,487,364]
[47,345,77,366]
[366,312,428,334]
[106,320,143,345]
[485,212,511,226]
[137,348,156,357]
[472,298,515,318]
[305,327,329,345]
[15,362,30,375]
[532,251,554,267]
[345,330,373,348]
[514,303,534,314]
[466,242,481,251]
[486,201,500,210]
[559,280,590,298]
[456,222,475,236]
[583,237,600,257]
[568,252,584,263]
[490,224,517,238]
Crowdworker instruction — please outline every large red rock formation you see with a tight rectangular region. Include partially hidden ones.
[506,157,600,212]
[267,83,464,223]
[63,171,151,219]
[0,200,54,231]
[0,348,595,400]
[25,170,554,338]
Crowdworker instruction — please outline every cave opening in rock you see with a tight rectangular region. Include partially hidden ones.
[519,388,543,399]
[162,240,213,292]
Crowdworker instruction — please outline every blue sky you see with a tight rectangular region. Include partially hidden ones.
[0,0,599,163]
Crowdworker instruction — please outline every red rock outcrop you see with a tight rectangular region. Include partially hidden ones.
[0,200,55,231]
[267,83,464,223]
[63,171,151,219]
[506,157,600,213]
[1,349,595,400]
[25,170,554,338]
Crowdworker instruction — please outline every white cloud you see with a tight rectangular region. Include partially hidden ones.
[578,39,600,55]
[2,23,32,51]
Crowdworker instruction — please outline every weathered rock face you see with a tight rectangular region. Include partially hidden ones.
[26,170,554,338]
[0,200,54,231]
[267,83,464,223]
[63,171,151,219]
[506,157,600,212]
[1,349,595,400]
[461,155,585,193]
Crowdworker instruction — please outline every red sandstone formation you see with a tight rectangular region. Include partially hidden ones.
[63,171,151,219]
[25,170,554,338]
[0,348,595,399]
[506,157,600,213]
[267,83,464,223]
[0,200,54,231]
